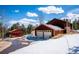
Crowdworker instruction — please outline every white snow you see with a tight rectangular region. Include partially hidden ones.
[75,30,79,32]
[10,34,79,54]
[44,24,63,30]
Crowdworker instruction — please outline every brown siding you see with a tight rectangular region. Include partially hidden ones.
[52,30,64,36]
[51,30,54,36]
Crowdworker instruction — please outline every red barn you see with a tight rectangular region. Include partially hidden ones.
[9,29,23,37]
[35,18,72,38]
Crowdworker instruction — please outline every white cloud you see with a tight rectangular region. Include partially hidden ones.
[8,18,40,28]
[67,8,79,19]
[27,12,38,17]
[61,13,79,23]
[67,13,79,19]
[67,13,79,22]
[14,10,20,13]
[61,8,79,23]
[38,6,64,14]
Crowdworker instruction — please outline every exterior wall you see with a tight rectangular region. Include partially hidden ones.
[31,30,35,36]
[53,30,64,36]
[65,26,72,33]
[9,29,23,37]
[35,29,64,37]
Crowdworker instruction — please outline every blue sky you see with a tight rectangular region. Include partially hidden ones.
[0,5,79,28]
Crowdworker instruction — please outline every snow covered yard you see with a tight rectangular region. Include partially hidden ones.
[10,34,79,54]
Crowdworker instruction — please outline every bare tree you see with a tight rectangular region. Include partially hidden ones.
[37,14,44,25]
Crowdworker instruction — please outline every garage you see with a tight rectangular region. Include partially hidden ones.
[35,24,64,39]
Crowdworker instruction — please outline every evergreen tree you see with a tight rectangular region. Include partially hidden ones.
[72,19,79,30]
[21,24,27,35]
[27,24,33,34]
[10,22,20,30]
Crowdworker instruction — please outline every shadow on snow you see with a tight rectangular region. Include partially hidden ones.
[26,35,49,41]
[68,46,79,54]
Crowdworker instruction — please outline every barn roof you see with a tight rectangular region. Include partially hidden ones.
[47,18,72,29]
[43,24,63,30]
[35,24,64,30]
[9,29,22,33]
[47,18,67,24]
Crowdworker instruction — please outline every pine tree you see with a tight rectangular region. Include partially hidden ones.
[72,19,78,30]
[10,22,20,30]
[21,24,27,35]
[27,24,33,34]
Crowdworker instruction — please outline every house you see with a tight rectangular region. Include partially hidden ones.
[35,18,72,38]
[47,18,72,33]
[9,29,23,37]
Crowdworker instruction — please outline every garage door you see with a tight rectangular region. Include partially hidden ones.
[44,32,52,39]
[37,30,52,38]
[37,31,43,37]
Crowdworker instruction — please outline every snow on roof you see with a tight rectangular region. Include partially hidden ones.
[43,24,63,30]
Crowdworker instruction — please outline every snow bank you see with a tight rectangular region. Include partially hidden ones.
[72,30,79,33]
[10,34,79,54]
[75,30,79,32]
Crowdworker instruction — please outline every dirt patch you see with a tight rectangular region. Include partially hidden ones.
[0,38,31,54]
[53,34,64,39]
[0,41,12,53]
